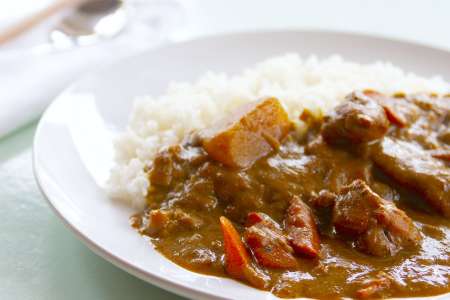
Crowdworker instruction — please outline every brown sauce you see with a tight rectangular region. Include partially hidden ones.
[131,91,450,299]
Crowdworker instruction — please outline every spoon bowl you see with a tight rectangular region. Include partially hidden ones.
[50,0,126,48]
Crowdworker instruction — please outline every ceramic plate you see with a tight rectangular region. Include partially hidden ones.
[33,31,450,300]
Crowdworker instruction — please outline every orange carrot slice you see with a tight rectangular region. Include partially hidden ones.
[219,216,250,279]
[219,216,270,289]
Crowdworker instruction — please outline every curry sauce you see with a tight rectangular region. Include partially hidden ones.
[131,91,450,299]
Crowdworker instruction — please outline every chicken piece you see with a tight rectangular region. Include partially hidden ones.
[200,97,292,168]
[244,213,297,269]
[332,180,421,257]
[219,216,270,289]
[374,199,422,246]
[372,138,450,217]
[138,208,203,237]
[358,220,399,257]
[358,203,422,257]
[322,91,389,145]
[149,146,177,186]
[363,90,419,127]
[285,197,321,258]
[332,182,373,235]
[310,190,337,208]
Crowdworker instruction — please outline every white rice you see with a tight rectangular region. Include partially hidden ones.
[107,54,450,209]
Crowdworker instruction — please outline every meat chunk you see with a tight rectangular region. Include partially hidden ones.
[285,197,321,258]
[370,92,450,216]
[374,200,422,244]
[322,91,389,145]
[359,202,421,256]
[372,138,450,217]
[363,90,420,127]
[149,146,179,186]
[200,97,292,168]
[332,182,373,235]
[310,190,337,208]
[359,220,399,257]
[377,93,449,148]
[332,180,421,256]
[136,208,203,237]
[244,213,297,268]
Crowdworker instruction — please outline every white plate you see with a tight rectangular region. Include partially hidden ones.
[33,31,450,300]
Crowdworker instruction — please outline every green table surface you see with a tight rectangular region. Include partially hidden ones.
[0,123,186,300]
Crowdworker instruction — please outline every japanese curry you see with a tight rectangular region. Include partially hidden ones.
[131,91,450,299]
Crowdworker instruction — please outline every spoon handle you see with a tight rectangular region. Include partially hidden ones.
[0,0,86,46]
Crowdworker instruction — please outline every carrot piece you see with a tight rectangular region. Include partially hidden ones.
[382,105,407,127]
[219,216,250,279]
[430,149,450,161]
[219,216,271,289]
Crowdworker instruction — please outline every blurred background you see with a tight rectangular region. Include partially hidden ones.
[0,1,449,299]
[1,0,450,138]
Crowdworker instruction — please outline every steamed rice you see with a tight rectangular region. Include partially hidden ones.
[107,54,449,208]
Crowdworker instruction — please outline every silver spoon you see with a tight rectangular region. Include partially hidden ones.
[49,0,127,48]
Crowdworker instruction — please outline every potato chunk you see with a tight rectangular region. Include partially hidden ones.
[200,97,291,168]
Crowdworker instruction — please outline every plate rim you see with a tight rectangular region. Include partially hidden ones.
[33,29,450,300]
